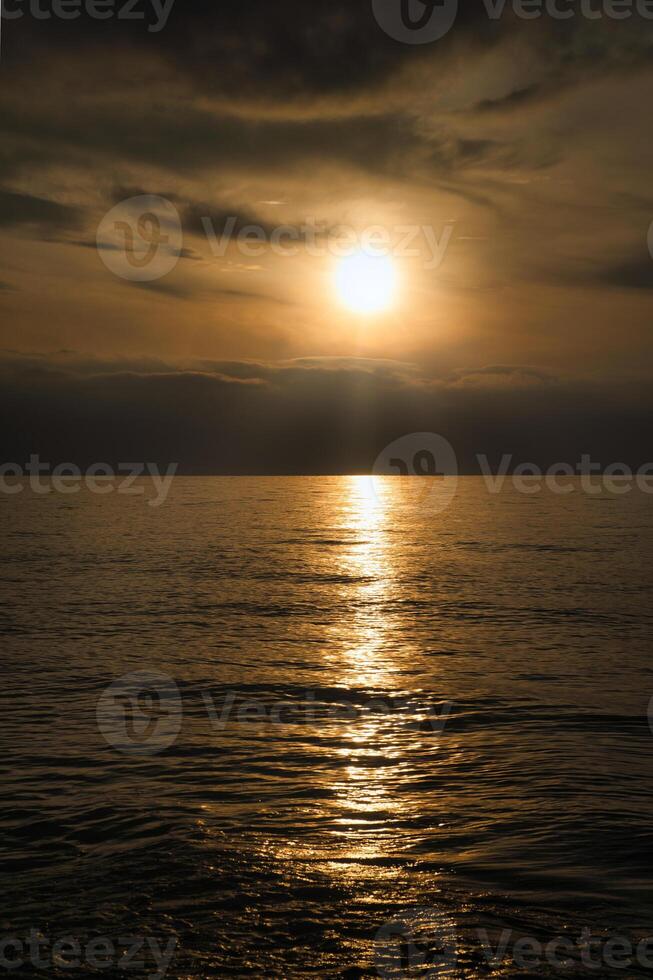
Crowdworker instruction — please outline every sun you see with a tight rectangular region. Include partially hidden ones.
[335,252,397,314]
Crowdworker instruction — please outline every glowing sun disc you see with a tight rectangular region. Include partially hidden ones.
[335,252,397,314]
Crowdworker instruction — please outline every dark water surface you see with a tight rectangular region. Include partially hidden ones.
[2,477,653,977]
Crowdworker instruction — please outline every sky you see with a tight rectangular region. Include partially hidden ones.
[1,1,653,471]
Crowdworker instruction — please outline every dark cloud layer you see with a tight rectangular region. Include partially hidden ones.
[6,0,653,100]
[1,353,651,473]
[598,255,653,291]
[0,189,82,233]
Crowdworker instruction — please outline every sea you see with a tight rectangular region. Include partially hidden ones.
[2,476,653,977]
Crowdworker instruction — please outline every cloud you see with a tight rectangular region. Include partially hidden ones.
[129,279,194,300]
[547,251,653,292]
[450,364,559,388]
[7,1,653,108]
[470,83,545,114]
[0,189,83,234]
[596,255,653,291]
[1,352,651,473]
[2,2,653,396]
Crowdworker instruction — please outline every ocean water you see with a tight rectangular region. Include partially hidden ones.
[2,476,653,978]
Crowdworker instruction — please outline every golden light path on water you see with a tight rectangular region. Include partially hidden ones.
[327,476,400,865]
[314,477,439,872]
[333,475,394,689]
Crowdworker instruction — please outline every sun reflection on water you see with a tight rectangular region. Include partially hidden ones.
[318,477,419,865]
[325,475,396,689]
[249,476,449,904]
